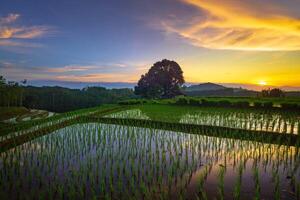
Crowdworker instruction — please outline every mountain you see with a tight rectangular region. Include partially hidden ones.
[183,82,259,97]
[27,80,136,89]
[184,82,227,92]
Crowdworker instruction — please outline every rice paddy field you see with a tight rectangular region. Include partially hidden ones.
[106,105,300,134]
[1,104,300,199]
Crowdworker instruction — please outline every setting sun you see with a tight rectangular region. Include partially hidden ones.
[258,80,267,86]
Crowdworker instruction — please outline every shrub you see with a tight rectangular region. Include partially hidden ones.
[281,103,298,110]
[189,98,201,106]
[232,101,250,108]
[151,100,160,104]
[201,99,219,107]
[175,97,189,105]
[217,100,232,107]
[253,102,263,108]
[118,99,145,105]
[263,102,273,108]
[201,99,208,106]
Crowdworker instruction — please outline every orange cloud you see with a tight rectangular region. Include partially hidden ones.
[161,0,300,51]
[0,26,54,39]
[0,13,55,48]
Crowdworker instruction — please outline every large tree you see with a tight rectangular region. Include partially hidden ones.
[135,59,185,98]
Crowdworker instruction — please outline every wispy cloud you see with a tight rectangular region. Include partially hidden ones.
[0,26,54,39]
[159,0,300,51]
[0,13,20,25]
[44,65,102,73]
[0,60,150,82]
[0,13,55,48]
[55,73,133,82]
[0,39,43,47]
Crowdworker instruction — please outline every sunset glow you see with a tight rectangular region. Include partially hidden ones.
[0,0,299,90]
[258,80,267,86]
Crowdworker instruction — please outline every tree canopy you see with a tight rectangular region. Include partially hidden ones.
[261,88,285,97]
[134,59,185,98]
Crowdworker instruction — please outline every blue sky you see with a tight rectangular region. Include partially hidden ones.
[1,0,300,90]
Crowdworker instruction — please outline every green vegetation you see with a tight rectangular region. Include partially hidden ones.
[1,69,299,199]
[261,88,285,97]
[0,74,135,113]
[0,104,123,144]
[135,59,184,98]
[2,103,299,150]
[23,86,135,112]
[0,106,55,123]
[0,107,29,121]
[0,76,27,107]
[1,123,299,199]
[107,104,300,134]
[119,96,300,110]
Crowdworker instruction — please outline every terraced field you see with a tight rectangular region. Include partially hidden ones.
[1,104,300,199]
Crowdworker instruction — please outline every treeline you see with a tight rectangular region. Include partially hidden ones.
[23,86,135,112]
[0,76,27,107]
[261,88,285,97]
[0,75,135,112]
[182,87,291,98]
[183,88,259,97]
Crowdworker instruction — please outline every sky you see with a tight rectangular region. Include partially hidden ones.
[0,0,300,90]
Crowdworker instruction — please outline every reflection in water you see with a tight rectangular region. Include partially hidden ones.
[0,123,299,199]
[180,112,299,134]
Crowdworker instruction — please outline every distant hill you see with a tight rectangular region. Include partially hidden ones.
[184,82,227,92]
[28,80,136,89]
[183,82,259,97]
[26,80,300,97]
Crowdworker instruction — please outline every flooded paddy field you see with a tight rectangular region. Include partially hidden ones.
[105,105,300,134]
[1,123,299,199]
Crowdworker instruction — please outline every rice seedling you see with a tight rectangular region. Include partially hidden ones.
[103,104,300,135]
[0,104,299,199]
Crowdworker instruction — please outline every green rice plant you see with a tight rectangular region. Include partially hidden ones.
[1,121,299,199]
[252,165,260,200]
[217,165,225,200]
[233,162,243,200]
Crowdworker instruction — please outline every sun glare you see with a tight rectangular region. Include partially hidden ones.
[258,80,267,86]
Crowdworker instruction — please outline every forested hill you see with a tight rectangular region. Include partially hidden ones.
[182,83,259,97]
[1,86,135,112]
[184,82,227,92]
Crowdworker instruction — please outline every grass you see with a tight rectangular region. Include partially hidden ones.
[0,106,29,121]
[106,104,300,134]
[119,96,300,109]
